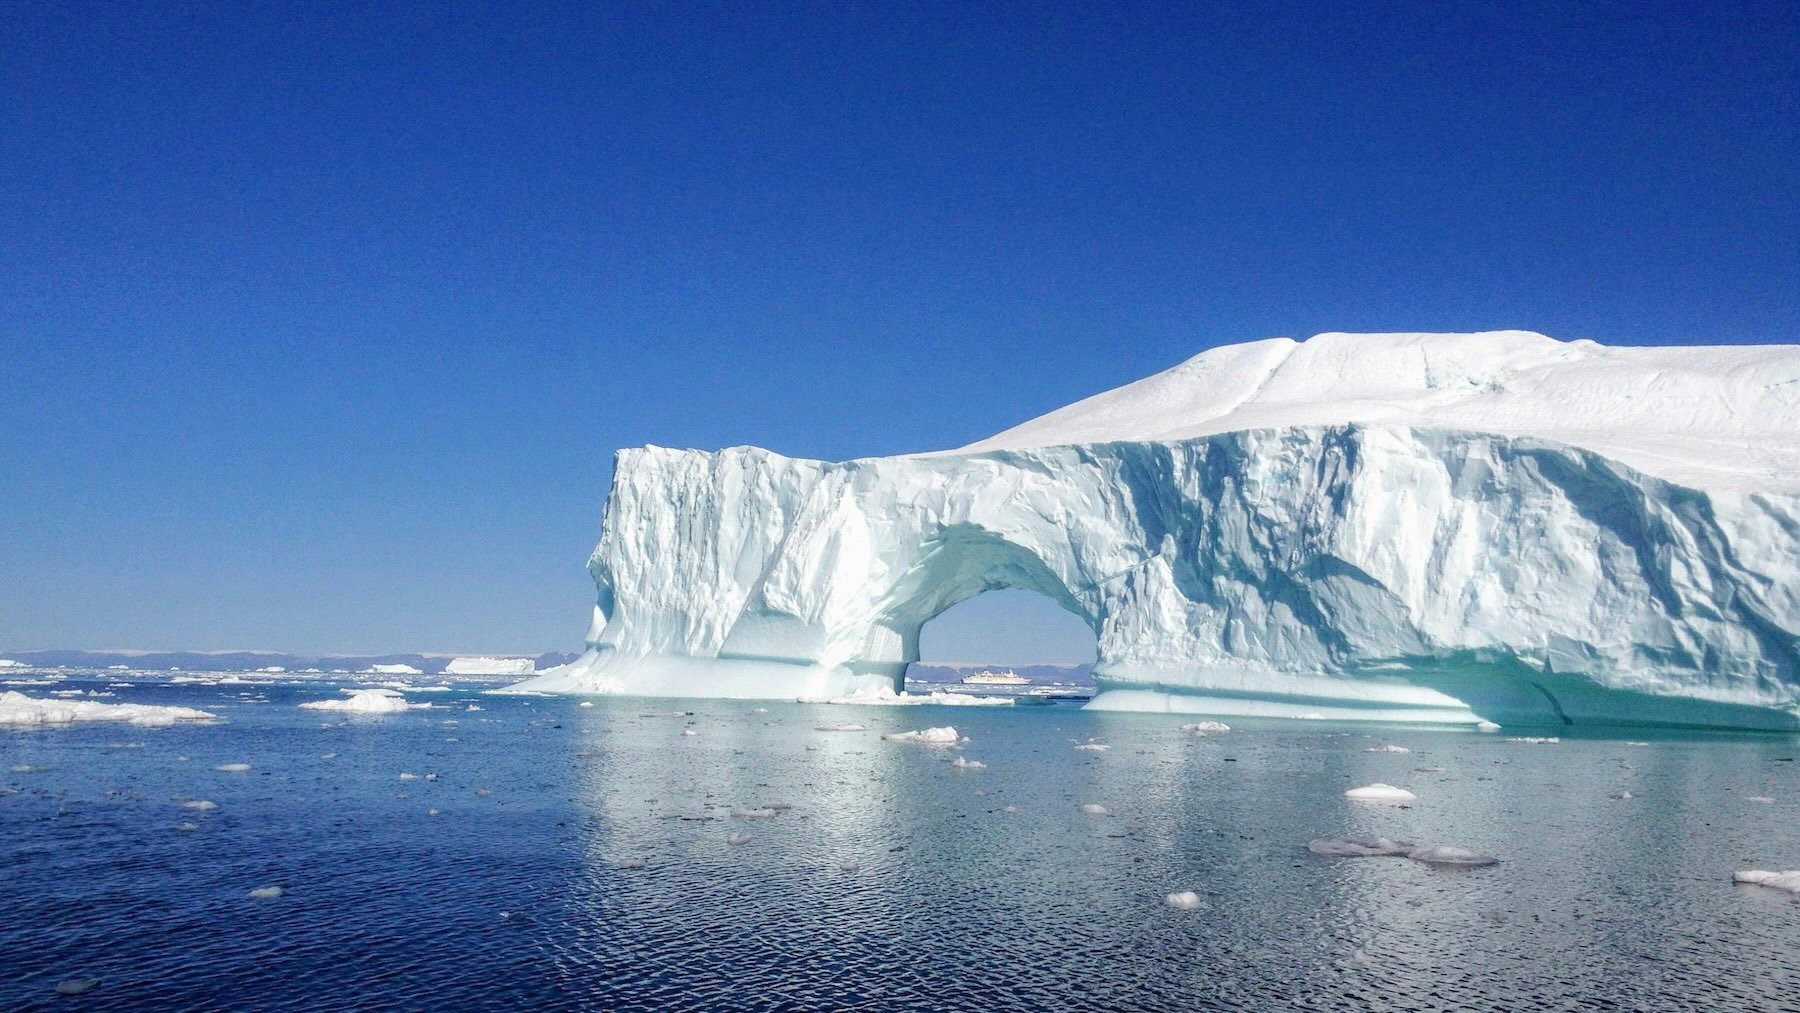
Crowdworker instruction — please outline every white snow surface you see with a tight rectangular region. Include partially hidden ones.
[444,657,536,676]
[0,691,216,727]
[364,664,423,675]
[513,331,1800,730]
[1734,870,1800,893]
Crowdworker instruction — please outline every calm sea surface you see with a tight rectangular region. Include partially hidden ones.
[4,674,1799,1011]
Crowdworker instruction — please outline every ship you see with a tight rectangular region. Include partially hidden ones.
[959,669,1030,686]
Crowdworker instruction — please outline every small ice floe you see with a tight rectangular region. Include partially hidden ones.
[0,690,216,727]
[183,800,218,811]
[398,772,420,781]
[1364,744,1411,753]
[247,885,283,899]
[320,753,337,760]
[424,773,437,782]
[726,832,753,846]
[1308,837,1411,857]
[1165,891,1205,910]
[299,689,415,714]
[1507,736,1560,744]
[882,726,959,744]
[752,707,769,714]
[466,704,483,712]
[816,723,866,732]
[1611,790,1635,800]
[10,764,44,773]
[1413,766,1448,773]
[1734,870,1800,893]
[1073,741,1110,753]
[732,807,778,819]
[1406,845,1498,867]
[55,978,100,996]
[175,822,199,832]
[1181,721,1230,734]
[1079,804,1111,816]
[428,808,440,817]
[1344,783,1416,802]
[952,757,986,769]
[1002,804,1017,813]
[1625,741,1650,746]
[578,701,595,708]
[215,763,251,773]
[802,686,1012,707]
[474,788,492,797]
[616,857,646,870]
[1476,721,1502,732]
[839,859,859,872]
[1748,796,1776,804]
[681,728,698,736]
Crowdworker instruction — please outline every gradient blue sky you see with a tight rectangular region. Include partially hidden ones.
[4,2,1796,660]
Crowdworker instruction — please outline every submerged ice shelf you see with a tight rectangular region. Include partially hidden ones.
[515,331,1800,730]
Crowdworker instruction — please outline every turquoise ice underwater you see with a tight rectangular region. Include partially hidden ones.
[4,672,1800,1010]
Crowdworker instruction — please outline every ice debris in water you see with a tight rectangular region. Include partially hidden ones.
[839,859,859,872]
[1748,796,1776,804]
[1406,845,1498,867]
[579,701,594,708]
[1476,721,1502,732]
[398,772,419,781]
[726,833,753,846]
[183,800,218,810]
[248,886,283,899]
[618,858,646,869]
[215,763,251,772]
[1309,837,1412,857]
[1181,721,1230,734]
[1073,741,1110,753]
[1611,790,1635,800]
[803,686,1012,707]
[1079,804,1111,816]
[752,707,768,714]
[1625,741,1650,746]
[1507,736,1560,744]
[952,757,986,769]
[681,728,698,736]
[1734,870,1800,893]
[882,726,959,744]
[300,689,414,714]
[466,704,483,712]
[55,979,100,996]
[731,807,778,819]
[11,764,44,773]
[1165,891,1204,910]
[0,690,215,727]
[815,723,865,732]
[1345,783,1416,802]
[1364,744,1411,753]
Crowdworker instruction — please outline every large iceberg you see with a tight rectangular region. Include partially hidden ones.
[515,331,1800,730]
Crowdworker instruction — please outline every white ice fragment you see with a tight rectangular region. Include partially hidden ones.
[1079,804,1111,816]
[1406,845,1498,866]
[681,728,698,736]
[732,807,778,819]
[1073,742,1110,753]
[248,885,283,899]
[320,753,337,760]
[579,701,594,708]
[1180,721,1231,734]
[10,764,44,773]
[0,690,215,727]
[466,704,483,712]
[882,726,959,744]
[802,686,1012,707]
[815,723,866,732]
[1308,837,1412,857]
[951,757,986,769]
[752,707,769,714]
[299,689,414,714]
[215,763,251,772]
[1625,741,1650,746]
[839,859,859,871]
[175,822,199,832]
[1611,791,1634,800]
[1476,721,1502,732]
[1345,783,1416,802]
[1364,744,1411,753]
[1413,765,1448,773]
[424,773,437,781]
[1507,736,1560,744]
[1748,795,1776,804]
[398,772,420,781]
[1002,804,1017,813]
[1165,891,1204,910]
[726,832,753,846]
[183,800,218,810]
[1734,870,1800,893]
[428,808,440,816]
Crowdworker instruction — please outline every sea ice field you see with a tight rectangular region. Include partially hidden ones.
[4,671,1800,1011]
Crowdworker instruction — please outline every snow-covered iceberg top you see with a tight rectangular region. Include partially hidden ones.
[0,690,217,727]
[513,332,1800,730]
[444,656,535,676]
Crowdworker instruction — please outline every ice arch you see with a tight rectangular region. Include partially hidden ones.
[514,333,1800,730]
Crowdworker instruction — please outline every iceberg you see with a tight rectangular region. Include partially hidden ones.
[443,657,536,676]
[0,691,216,727]
[513,331,1800,730]
[299,689,416,714]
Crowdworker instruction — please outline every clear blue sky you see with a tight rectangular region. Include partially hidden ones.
[3,2,1796,659]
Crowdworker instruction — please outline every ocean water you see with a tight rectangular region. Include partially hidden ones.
[4,675,1800,1011]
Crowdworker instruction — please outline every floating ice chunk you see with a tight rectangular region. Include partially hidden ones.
[1611,790,1635,800]
[248,885,283,899]
[215,763,251,772]
[1748,795,1776,804]
[681,728,698,736]
[10,764,44,773]
[183,800,218,810]
[1345,783,1416,802]
[1625,741,1650,746]
[175,822,199,832]
[1073,742,1109,753]
[618,857,646,869]
[815,723,866,732]
[752,707,769,714]
[1002,804,1017,813]
[1476,721,1502,732]
[1413,766,1448,773]
[1507,736,1560,744]
[320,753,337,760]
[732,807,778,819]
[398,772,420,781]
[428,808,440,816]
[1407,845,1498,866]
[882,726,959,744]
[475,788,492,797]
[1364,744,1411,753]
[1165,891,1204,910]
[1079,804,1111,816]
[55,979,100,996]
[466,704,483,712]
[424,773,437,781]
[1181,721,1231,734]
[726,832,753,846]
[952,757,986,769]
[1734,870,1800,893]
[299,689,414,714]
[839,859,859,871]
[579,701,594,708]
[0,690,215,727]
[1308,836,1412,857]
[803,686,1013,707]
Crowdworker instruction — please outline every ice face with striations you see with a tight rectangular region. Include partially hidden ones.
[514,331,1800,730]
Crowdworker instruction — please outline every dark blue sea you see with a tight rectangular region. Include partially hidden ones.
[4,673,1800,1011]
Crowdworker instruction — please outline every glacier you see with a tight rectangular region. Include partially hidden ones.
[515,331,1800,730]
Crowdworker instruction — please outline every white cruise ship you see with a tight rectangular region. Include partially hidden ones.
[960,669,1030,686]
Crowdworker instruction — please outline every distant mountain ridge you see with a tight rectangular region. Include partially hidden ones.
[0,649,583,674]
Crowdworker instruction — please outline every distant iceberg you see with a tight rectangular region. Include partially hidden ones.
[364,664,422,676]
[514,331,1800,730]
[444,657,536,676]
